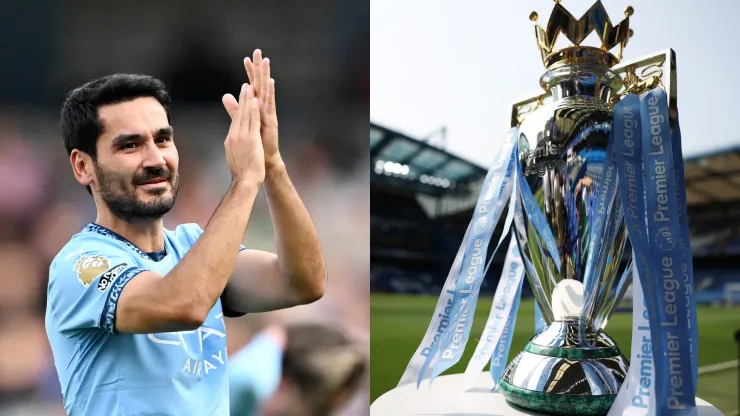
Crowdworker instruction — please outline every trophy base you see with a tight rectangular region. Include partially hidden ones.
[499,319,629,416]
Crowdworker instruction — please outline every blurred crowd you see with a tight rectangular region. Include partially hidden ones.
[0,1,368,415]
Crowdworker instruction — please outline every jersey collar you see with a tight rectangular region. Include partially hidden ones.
[81,223,168,262]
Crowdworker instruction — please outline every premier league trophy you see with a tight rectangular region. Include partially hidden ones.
[500,1,688,414]
[399,1,699,415]
[497,1,636,412]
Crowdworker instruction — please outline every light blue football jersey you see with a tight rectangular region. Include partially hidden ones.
[45,222,245,416]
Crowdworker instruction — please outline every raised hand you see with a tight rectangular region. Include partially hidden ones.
[223,84,265,186]
[222,50,280,168]
[244,50,280,166]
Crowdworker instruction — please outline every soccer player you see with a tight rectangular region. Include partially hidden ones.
[45,49,327,415]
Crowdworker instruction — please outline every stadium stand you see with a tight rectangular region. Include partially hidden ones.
[371,123,529,297]
[683,146,740,306]
[371,123,482,295]
[371,123,740,306]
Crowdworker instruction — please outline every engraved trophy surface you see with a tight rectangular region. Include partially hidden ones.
[498,2,636,414]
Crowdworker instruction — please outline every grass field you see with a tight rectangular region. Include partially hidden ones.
[371,293,740,415]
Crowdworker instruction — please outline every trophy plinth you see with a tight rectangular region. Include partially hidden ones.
[499,319,628,415]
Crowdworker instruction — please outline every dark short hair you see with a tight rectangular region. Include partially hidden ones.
[282,323,367,416]
[60,74,171,194]
[60,73,171,159]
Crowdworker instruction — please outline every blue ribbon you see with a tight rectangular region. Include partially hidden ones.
[614,90,696,415]
[489,272,523,389]
[516,142,562,272]
[614,93,668,410]
[640,89,696,414]
[417,133,518,386]
[516,135,562,327]
[670,116,699,389]
[581,129,618,330]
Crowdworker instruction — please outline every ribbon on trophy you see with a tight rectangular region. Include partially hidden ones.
[420,128,519,385]
[607,89,698,415]
[463,179,524,390]
[670,114,699,393]
[580,128,620,325]
[399,87,699,415]
[397,128,519,387]
[399,125,556,389]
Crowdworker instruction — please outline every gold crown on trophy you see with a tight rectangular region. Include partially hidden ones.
[530,0,634,68]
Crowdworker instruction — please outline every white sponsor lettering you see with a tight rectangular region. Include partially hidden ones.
[148,313,228,377]
[98,264,127,293]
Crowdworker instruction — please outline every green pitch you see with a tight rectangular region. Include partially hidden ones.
[371,293,740,414]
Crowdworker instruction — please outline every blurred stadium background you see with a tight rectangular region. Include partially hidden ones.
[370,122,740,414]
[0,1,368,415]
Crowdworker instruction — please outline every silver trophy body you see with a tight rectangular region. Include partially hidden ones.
[498,60,631,414]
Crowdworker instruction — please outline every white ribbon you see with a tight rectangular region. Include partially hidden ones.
[463,237,524,390]
[608,261,656,415]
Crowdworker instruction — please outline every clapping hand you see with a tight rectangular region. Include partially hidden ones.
[222,49,281,169]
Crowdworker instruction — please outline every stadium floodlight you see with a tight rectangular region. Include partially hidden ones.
[380,161,410,176]
[374,159,413,179]
[374,160,385,174]
[419,174,453,188]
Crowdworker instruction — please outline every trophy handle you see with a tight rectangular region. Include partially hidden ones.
[510,48,678,131]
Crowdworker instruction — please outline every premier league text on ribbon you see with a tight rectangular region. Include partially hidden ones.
[403,133,517,388]
[620,91,695,412]
[439,173,501,361]
[645,93,693,410]
[631,296,655,409]
[614,90,697,414]
[619,105,641,225]
[489,263,520,367]
[618,102,658,322]
[419,168,504,361]
[473,250,521,367]
[419,294,454,359]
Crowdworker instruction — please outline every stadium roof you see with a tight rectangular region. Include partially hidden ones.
[371,121,740,205]
[370,123,487,196]
[683,145,740,206]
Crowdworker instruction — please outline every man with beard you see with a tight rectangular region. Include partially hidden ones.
[45,49,327,416]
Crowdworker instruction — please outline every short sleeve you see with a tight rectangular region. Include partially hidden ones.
[48,248,146,334]
[176,223,247,252]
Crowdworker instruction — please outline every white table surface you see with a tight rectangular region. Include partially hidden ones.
[371,372,723,416]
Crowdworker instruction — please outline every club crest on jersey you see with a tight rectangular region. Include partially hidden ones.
[73,254,110,287]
